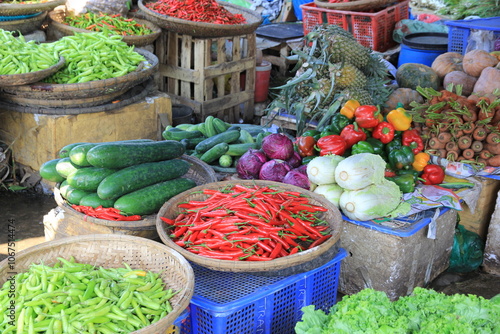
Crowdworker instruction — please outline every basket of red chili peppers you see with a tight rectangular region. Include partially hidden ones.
[138,0,262,38]
[156,180,343,275]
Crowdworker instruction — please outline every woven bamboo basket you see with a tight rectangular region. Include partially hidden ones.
[0,0,65,15]
[0,56,65,87]
[156,180,343,274]
[138,0,262,38]
[49,10,162,47]
[0,10,47,34]
[48,155,218,241]
[0,234,194,334]
[314,0,398,11]
[0,48,158,107]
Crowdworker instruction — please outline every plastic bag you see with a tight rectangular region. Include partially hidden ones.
[465,29,496,53]
[448,224,484,273]
[393,19,449,44]
[65,0,132,16]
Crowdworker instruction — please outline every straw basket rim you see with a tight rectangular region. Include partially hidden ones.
[48,10,162,47]
[0,234,194,333]
[0,10,47,34]
[156,180,343,273]
[313,0,398,11]
[0,56,65,87]
[0,0,65,15]
[138,0,262,38]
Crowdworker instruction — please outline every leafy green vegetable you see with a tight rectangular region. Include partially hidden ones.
[295,288,500,334]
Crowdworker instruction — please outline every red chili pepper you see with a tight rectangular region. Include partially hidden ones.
[420,164,445,185]
[372,121,395,144]
[316,135,347,156]
[354,105,382,129]
[402,129,424,154]
[340,124,367,148]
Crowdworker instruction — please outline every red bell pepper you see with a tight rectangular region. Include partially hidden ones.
[372,121,395,144]
[402,129,424,154]
[316,135,347,156]
[354,105,382,129]
[420,164,445,185]
[340,124,367,148]
[296,136,317,157]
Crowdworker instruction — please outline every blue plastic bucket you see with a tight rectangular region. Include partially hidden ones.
[397,32,449,67]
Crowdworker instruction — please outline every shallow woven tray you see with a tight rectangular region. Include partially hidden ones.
[53,155,218,239]
[0,234,194,334]
[138,0,262,38]
[0,0,65,16]
[314,0,397,11]
[0,47,158,102]
[0,56,64,87]
[49,9,162,47]
[156,180,343,273]
[0,10,46,34]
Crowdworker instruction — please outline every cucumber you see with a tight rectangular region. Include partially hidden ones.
[213,117,229,134]
[79,193,116,208]
[56,157,82,178]
[87,140,185,169]
[195,129,241,153]
[230,123,266,136]
[180,137,206,149]
[437,182,475,189]
[59,180,71,199]
[218,154,233,168]
[39,159,65,183]
[114,178,197,215]
[162,129,203,141]
[97,159,190,200]
[190,151,204,159]
[66,167,117,191]
[197,123,209,137]
[200,143,229,164]
[226,143,258,156]
[204,116,217,138]
[238,129,255,144]
[59,142,89,158]
[66,187,94,205]
[174,123,193,131]
[210,165,237,173]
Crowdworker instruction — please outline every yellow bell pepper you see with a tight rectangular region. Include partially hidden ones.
[387,107,412,131]
[340,99,360,119]
[412,152,430,172]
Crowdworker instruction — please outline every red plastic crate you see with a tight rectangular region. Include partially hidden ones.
[300,0,410,52]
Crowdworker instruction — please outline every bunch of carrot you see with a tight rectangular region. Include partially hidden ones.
[160,184,332,261]
[411,86,500,168]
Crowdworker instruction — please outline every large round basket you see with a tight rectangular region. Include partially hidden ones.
[314,0,398,11]
[138,0,262,38]
[48,155,218,241]
[49,10,162,47]
[0,56,65,87]
[0,48,158,108]
[156,180,343,275]
[0,234,194,334]
[0,11,47,34]
[0,0,65,16]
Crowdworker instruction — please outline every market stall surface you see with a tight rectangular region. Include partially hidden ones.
[1,190,499,300]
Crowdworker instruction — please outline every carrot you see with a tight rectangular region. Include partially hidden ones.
[461,122,476,135]
[437,132,453,143]
[445,141,459,152]
[428,137,446,149]
[457,156,467,162]
[487,155,500,167]
[472,127,488,141]
[446,150,459,161]
[479,150,494,160]
[490,109,500,125]
[486,132,500,144]
[477,158,488,168]
[453,129,464,138]
[439,90,460,103]
[457,136,473,150]
[471,140,483,153]
[462,148,475,160]
[462,110,478,123]
[486,143,500,155]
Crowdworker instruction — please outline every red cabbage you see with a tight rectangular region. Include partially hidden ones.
[286,151,302,168]
[294,164,308,175]
[236,149,268,179]
[261,133,294,160]
[259,159,292,182]
[283,169,310,189]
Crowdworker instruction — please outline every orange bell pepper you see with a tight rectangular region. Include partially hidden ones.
[412,152,430,172]
[339,99,360,119]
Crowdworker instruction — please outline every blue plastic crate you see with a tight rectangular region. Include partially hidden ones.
[445,16,500,54]
[167,308,191,334]
[185,248,347,334]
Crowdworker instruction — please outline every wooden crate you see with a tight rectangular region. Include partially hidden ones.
[155,31,256,123]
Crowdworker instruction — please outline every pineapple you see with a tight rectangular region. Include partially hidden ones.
[327,34,371,69]
[330,63,367,90]
[339,88,373,105]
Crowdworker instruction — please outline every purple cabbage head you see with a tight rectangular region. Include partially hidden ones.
[286,151,302,168]
[261,133,294,160]
[259,159,292,182]
[283,169,310,189]
[236,149,268,179]
[294,164,308,175]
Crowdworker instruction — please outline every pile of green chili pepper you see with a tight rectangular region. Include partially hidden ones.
[63,12,153,36]
[40,32,146,84]
[0,257,178,333]
[146,0,246,25]
[0,29,60,75]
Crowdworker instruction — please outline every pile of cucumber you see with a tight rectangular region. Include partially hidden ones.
[162,115,270,172]
[39,139,197,216]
